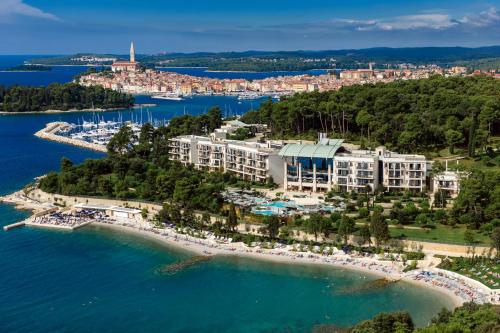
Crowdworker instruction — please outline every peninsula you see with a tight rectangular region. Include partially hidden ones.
[0,83,134,113]
[2,64,52,72]
[76,43,499,98]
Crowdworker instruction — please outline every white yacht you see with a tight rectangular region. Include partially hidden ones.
[152,93,183,101]
[237,92,260,100]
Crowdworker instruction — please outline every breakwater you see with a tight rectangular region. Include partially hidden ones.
[34,122,107,153]
[155,256,213,275]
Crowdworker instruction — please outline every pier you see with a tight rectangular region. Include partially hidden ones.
[34,122,108,153]
[3,221,25,231]
[24,220,93,231]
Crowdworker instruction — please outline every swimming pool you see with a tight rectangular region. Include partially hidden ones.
[267,201,293,209]
[252,200,343,216]
[252,201,297,216]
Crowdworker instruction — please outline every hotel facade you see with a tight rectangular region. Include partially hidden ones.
[168,135,284,184]
[279,139,428,193]
[168,132,462,196]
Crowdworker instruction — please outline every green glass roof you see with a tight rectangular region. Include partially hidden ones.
[278,139,344,159]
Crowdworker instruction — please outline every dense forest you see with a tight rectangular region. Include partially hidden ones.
[327,302,499,333]
[241,76,500,153]
[461,57,500,71]
[0,83,134,112]
[39,107,248,212]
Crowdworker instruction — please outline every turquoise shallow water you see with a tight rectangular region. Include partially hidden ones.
[0,221,453,333]
[0,56,454,332]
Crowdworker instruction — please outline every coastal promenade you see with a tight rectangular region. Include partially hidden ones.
[2,188,499,306]
[18,188,496,257]
[93,219,499,306]
[34,122,107,153]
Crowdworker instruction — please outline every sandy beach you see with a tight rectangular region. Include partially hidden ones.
[91,221,471,307]
[3,189,497,307]
[93,221,397,278]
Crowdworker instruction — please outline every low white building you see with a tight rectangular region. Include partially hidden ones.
[73,203,143,222]
[432,171,461,198]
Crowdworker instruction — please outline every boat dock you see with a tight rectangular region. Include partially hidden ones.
[3,222,26,231]
[24,220,93,231]
[34,122,108,153]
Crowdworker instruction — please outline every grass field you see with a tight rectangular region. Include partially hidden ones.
[390,224,491,245]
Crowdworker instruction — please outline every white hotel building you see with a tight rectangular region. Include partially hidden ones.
[169,134,461,196]
[279,139,428,193]
[168,135,284,184]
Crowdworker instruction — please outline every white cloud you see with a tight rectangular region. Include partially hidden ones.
[0,0,59,21]
[458,7,500,27]
[333,7,500,32]
[336,14,457,32]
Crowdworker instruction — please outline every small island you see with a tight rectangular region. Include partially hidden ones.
[3,64,52,72]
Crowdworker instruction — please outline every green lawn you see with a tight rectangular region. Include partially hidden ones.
[389,224,491,246]
[355,219,491,246]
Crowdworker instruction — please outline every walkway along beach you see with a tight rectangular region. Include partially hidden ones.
[2,188,499,307]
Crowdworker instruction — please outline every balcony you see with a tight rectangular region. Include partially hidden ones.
[356,171,373,178]
[316,176,329,184]
[387,163,401,170]
[438,181,455,189]
[337,170,349,176]
[356,179,373,186]
[409,171,423,179]
[408,180,422,187]
[356,163,372,170]
[409,164,422,171]
[388,180,402,187]
[337,178,348,185]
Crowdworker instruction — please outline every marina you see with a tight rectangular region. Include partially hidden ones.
[33,109,169,152]
[34,122,109,152]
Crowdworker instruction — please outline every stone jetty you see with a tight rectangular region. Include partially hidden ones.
[34,122,107,153]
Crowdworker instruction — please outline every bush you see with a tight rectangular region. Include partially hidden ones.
[433,209,447,224]
[403,260,418,272]
[415,213,430,225]
[358,207,369,218]
[404,252,425,260]
[346,203,356,212]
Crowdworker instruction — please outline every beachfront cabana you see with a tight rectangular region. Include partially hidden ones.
[74,203,143,221]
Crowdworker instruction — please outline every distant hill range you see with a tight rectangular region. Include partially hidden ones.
[28,46,500,72]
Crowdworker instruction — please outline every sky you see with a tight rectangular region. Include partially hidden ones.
[1,0,500,54]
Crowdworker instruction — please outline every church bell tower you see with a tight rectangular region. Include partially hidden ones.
[130,42,135,63]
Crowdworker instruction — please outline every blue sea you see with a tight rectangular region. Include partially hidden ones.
[0,55,453,333]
